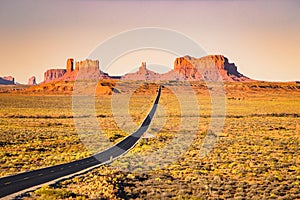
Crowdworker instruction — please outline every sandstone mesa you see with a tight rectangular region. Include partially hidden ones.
[43,58,109,83]
[43,55,252,83]
[0,55,253,86]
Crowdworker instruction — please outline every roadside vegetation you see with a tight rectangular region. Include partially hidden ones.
[0,81,299,199]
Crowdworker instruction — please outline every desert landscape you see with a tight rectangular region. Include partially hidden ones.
[0,54,299,199]
[1,1,300,199]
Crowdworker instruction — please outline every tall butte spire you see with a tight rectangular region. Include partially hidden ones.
[139,61,147,72]
[66,58,74,73]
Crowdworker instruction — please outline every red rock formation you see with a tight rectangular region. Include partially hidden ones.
[27,76,36,85]
[66,58,74,73]
[173,55,252,82]
[160,70,184,81]
[122,62,162,80]
[76,59,99,69]
[121,55,252,82]
[43,58,110,83]
[72,59,109,80]
[44,69,66,83]
[75,59,100,79]
[0,76,15,85]
[75,62,79,71]
[43,55,252,83]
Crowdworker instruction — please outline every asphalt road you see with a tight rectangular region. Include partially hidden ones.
[0,85,161,198]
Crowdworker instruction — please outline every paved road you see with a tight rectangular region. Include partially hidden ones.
[0,86,161,198]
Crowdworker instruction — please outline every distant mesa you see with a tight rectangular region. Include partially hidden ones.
[0,55,252,91]
[44,69,66,83]
[27,76,37,85]
[122,55,252,82]
[43,58,109,83]
[0,76,15,85]
[42,55,252,83]
[172,55,252,82]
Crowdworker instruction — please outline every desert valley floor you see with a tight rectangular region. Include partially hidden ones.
[0,81,299,199]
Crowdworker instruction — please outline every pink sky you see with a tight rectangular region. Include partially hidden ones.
[0,0,299,83]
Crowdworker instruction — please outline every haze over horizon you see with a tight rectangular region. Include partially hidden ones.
[0,0,299,84]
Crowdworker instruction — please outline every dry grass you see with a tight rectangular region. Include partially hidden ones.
[0,81,299,199]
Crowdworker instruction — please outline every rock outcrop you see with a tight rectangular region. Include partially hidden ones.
[0,76,15,85]
[173,55,252,81]
[27,76,37,85]
[43,55,252,83]
[66,58,74,73]
[75,59,107,80]
[44,69,66,83]
[121,55,251,82]
[43,58,109,83]
[174,56,200,79]
[122,62,162,81]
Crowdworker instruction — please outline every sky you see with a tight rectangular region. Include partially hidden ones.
[0,0,299,84]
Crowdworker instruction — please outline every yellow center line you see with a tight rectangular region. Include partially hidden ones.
[38,173,43,176]
[4,182,11,185]
[51,170,55,173]
[23,177,29,180]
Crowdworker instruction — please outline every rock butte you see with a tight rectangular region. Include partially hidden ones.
[27,76,37,85]
[44,58,109,83]
[0,76,15,85]
[42,55,252,83]
[0,55,252,85]
[172,55,252,82]
[121,62,162,81]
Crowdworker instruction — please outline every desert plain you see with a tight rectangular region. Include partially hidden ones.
[0,80,299,199]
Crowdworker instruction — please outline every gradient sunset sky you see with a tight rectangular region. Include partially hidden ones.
[0,0,299,84]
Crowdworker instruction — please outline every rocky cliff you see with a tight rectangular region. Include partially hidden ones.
[173,55,252,81]
[0,76,15,85]
[44,69,66,83]
[74,59,107,80]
